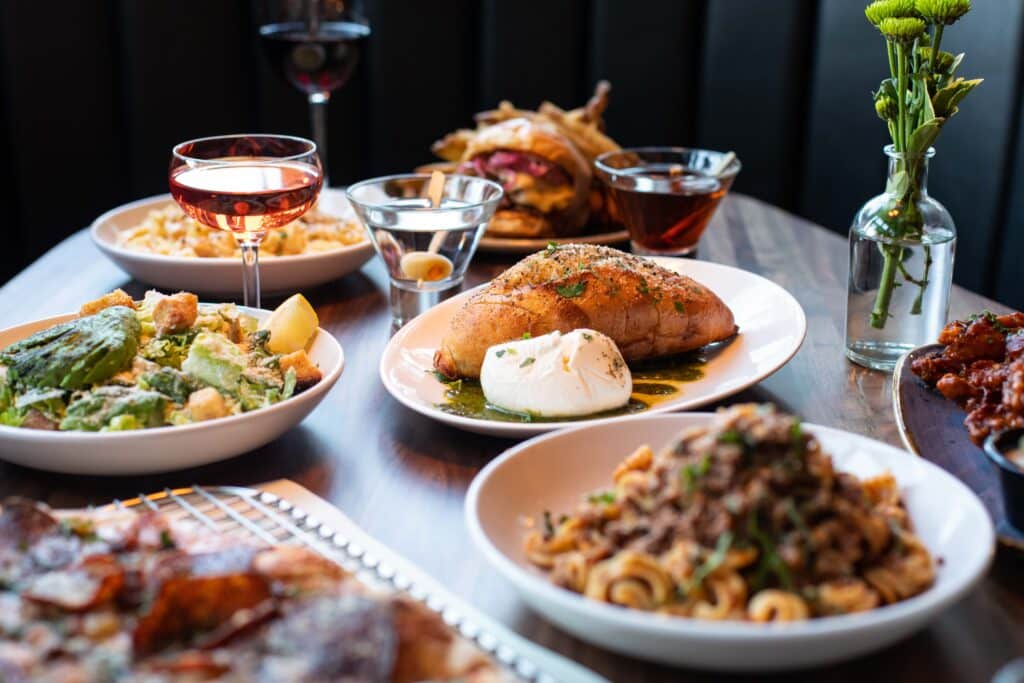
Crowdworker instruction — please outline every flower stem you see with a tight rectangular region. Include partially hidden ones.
[913,244,937,313]
[930,25,945,84]
[870,43,911,331]
[871,244,903,328]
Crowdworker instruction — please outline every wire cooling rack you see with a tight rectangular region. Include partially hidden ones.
[110,484,605,683]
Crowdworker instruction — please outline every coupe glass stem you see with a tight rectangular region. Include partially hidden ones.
[239,241,262,309]
[309,92,330,186]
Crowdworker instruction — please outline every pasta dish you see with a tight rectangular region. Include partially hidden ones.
[118,204,366,258]
[524,404,934,621]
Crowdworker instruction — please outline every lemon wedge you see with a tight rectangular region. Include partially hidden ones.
[261,293,319,354]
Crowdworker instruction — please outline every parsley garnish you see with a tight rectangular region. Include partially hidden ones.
[587,491,617,505]
[160,530,176,549]
[555,281,586,298]
[968,310,1008,334]
[545,242,560,257]
[638,278,650,295]
[431,370,460,384]
[680,454,712,493]
[542,510,555,537]
[582,332,594,341]
[789,419,805,454]
[674,301,686,313]
[682,531,733,595]
[522,332,532,339]
[520,357,535,368]
[495,349,506,358]
[747,514,793,591]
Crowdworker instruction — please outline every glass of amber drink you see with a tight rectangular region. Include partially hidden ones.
[595,147,740,257]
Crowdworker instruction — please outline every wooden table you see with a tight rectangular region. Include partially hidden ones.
[0,194,1020,682]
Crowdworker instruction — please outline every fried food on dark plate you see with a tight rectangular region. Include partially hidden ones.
[911,310,1024,444]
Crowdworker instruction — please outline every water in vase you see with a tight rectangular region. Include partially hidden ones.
[845,226,955,371]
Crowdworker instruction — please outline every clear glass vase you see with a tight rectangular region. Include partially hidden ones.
[845,145,956,372]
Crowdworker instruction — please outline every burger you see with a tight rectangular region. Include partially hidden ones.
[456,118,592,239]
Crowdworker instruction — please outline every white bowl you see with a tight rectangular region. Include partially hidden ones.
[380,257,806,438]
[0,308,344,474]
[466,414,994,672]
[90,189,374,296]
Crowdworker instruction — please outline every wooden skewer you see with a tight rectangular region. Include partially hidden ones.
[710,151,737,178]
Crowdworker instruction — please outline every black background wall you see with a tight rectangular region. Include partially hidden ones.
[1,0,1022,308]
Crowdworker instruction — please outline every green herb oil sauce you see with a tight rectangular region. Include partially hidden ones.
[436,353,705,423]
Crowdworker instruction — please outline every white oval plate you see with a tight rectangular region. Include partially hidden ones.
[0,308,344,474]
[478,229,630,254]
[90,189,375,296]
[380,258,806,437]
[466,414,994,671]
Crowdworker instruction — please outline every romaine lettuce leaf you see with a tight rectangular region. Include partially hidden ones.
[180,332,246,392]
[60,386,166,431]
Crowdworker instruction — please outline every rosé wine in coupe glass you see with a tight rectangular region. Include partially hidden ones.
[169,134,323,308]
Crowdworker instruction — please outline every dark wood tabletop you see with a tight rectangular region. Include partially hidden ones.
[0,193,1020,682]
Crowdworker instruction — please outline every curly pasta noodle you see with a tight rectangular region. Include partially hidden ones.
[748,589,810,622]
[118,204,366,258]
[524,404,935,622]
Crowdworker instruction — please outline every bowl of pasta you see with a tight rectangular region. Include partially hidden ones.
[90,189,374,295]
[465,405,994,671]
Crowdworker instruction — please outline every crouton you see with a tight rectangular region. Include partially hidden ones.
[79,289,136,317]
[278,350,322,390]
[186,387,229,422]
[153,291,199,337]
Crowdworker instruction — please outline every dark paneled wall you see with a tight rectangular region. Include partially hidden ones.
[1,0,1022,307]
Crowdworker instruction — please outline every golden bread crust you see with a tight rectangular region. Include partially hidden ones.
[434,244,737,378]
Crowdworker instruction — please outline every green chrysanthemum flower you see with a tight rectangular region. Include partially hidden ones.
[874,95,898,120]
[915,0,971,25]
[916,47,956,72]
[879,16,927,43]
[865,0,918,25]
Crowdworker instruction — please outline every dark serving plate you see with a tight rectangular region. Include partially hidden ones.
[893,344,1024,551]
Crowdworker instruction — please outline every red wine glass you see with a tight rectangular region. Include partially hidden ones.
[169,134,323,309]
[258,0,370,186]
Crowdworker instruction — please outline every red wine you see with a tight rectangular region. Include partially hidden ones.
[169,161,323,238]
[259,21,370,95]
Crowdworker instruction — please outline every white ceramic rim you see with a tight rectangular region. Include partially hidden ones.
[465,413,995,640]
[89,190,372,267]
[379,258,807,436]
[0,306,344,441]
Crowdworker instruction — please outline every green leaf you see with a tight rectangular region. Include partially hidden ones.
[907,117,943,156]
[519,357,535,368]
[919,76,936,122]
[555,281,586,298]
[673,301,686,314]
[947,52,964,77]
[932,77,982,118]
[886,169,911,196]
